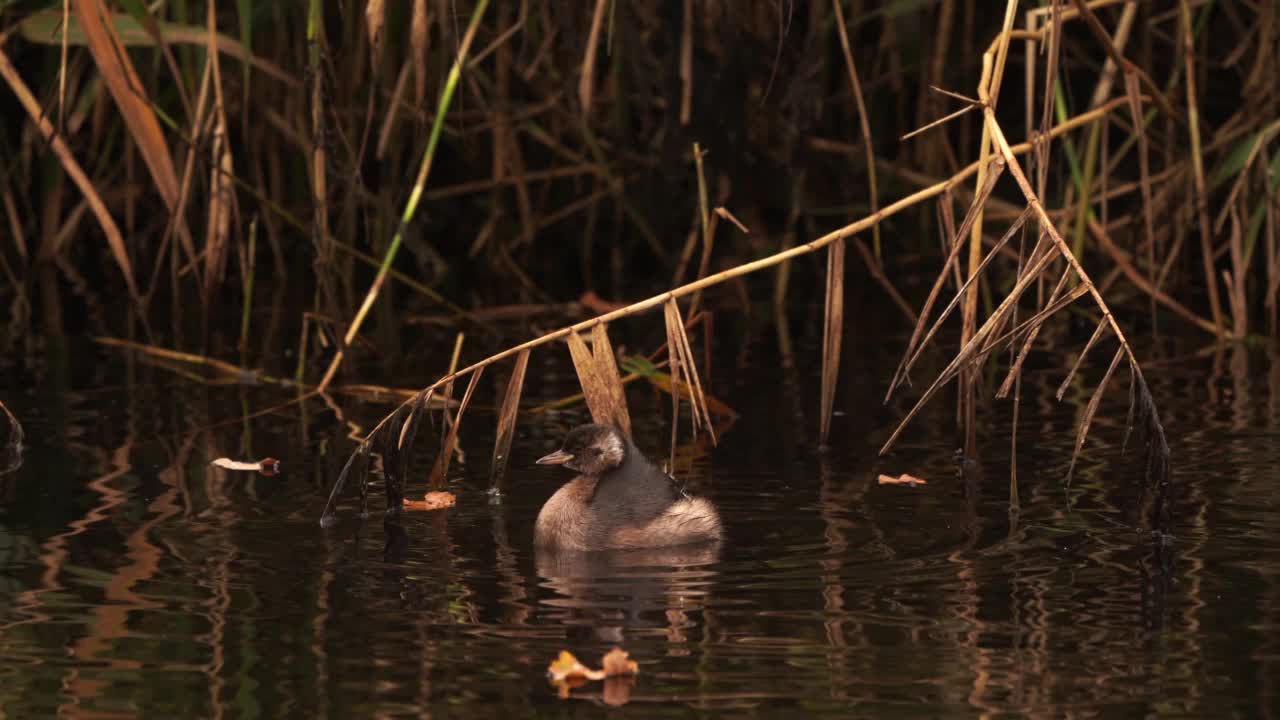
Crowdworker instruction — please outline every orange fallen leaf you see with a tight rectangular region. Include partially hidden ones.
[547,650,605,682]
[403,490,457,511]
[547,647,638,682]
[878,473,927,486]
[600,648,638,677]
[211,457,281,476]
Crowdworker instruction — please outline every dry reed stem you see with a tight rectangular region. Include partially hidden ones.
[1087,218,1222,335]
[366,0,386,61]
[322,96,1165,522]
[354,100,1142,411]
[1068,0,1182,127]
[819,237,845,448]
[489,349,529,493]
[74,0,183,221]
[428,368,482,490]
[0,46,141,305]
[689,143,714,315]
[888,159,1011,399]
[205,1,233,298]
[880,235,1063,454]
[580,0,608,115]
[411,0,429,102]
[994,238,1068,399]
[664,299,714,443]
[1178,0,1225,335]
[316,0,489,391]
[679,0,692,125]
[831,0,881,259]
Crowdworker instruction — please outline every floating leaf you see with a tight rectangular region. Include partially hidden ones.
[547,647,638,694]
[404,490,456,511]
[878,473,927,486]
[211,457,281,476]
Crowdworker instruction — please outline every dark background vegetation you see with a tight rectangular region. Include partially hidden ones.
[0,0,1276,411]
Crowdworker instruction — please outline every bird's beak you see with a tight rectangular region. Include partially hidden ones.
[536,449,574,466]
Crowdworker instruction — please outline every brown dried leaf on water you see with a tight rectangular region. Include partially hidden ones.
[403,490,456,511]
[878,473,927,486]
[211,457,281,476]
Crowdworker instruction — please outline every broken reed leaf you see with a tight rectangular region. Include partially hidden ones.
[819,237,845,447]
[320,440,370,526]
[664,302,684,469]
[1057,319,1111,400]
[428,367,483,490]
[592,324,632,436]
[441,332,465,437]
[1066,346,1125,486]
[986,275,1088,363]
[903,206,1034,382]
[887,161,1013,401]
[211,457,281,476]
[566,326,629,434]
[1122,358,1137,455]
[995,247,1071,398]
[667,299,715,442]
[403,490,456,511]
[489,348,530,493]
[398,388,434,450]
[880,244,1060,455]
[878,473,927,486]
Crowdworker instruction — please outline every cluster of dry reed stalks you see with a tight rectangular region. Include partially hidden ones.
[2,1,1274,536]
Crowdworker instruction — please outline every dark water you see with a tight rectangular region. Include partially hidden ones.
[0,330,1277,718]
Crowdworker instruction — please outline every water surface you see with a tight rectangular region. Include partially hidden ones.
[0,331,1276,717]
